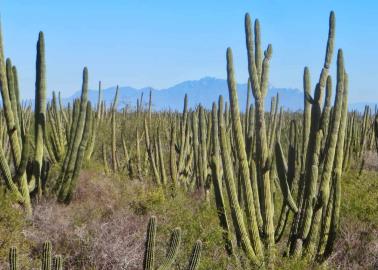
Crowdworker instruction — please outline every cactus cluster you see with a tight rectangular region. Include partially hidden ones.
[5,218,202,269]
[207,11,350,266]
[8,241,63,270]
[0,20,97,210]
[143,216,202,270]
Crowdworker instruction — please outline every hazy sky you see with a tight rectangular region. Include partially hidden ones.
[1,1,377,102]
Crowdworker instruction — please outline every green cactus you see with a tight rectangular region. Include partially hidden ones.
[86,81,102,161]
[9,247,17,270]
[42,241,52,270]
[143,216,157,270]
[34,31,47,198]
[226,47,263,258]
[57,67,89,202]
[210,102,234,255]
[64,102,93,203]
[186,240,202,270]
[245,13,275,260]
[157,227,181,270]
[169,122,178,186]
[144,118,161,185]
[111,86,119,172]
[0,18,32,215]
[218,95,261,267]
[6,58,21,142]
[52,255,63,270]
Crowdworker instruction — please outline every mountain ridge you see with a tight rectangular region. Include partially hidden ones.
[65,77,304,112]
[63,77,376,112]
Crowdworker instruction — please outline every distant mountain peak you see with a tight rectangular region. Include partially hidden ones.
[61,77,376,112]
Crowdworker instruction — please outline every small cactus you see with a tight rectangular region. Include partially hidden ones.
[9,247,17,270]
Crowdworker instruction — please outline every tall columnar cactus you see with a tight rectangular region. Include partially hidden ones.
[0,23,33,215]
[144,118,161,185]
[209,102,234,255]
[218,95,261,267]
[198,105,208,191]
[57,67,89,202]
[169,122,178,186]
[245,13,275,261]
[304,49,346,257]
[34,31,47,198]
[64,102,93,203]
[226,47,263,259]
[157,128,168,185]
[6,58,21,142]
[211,10,347,266]
[111,86,119,172]
[86,81,102,161]
[289,11,336,257]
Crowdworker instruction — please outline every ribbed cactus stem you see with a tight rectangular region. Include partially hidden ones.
[6,58,21,142]
[42,241,52,270]
[34,31,47,198]
[169,122,178,185]
[64,102,93,203]
[52,255,63,270]
[245,13,275,261]
[210,102,234,255]
[157,227,182,270]
[226,47,263,258]
[186,240,202,270]
[157,129,168,185]
[143,216,157,270]
[218,95,260,266]
[86,81,102,161]
[323,72,348,258]
[9,247,17,270]
[144,118,161,185]
[0,19,31,215]
[111,86,119,172]
[58,67,88,202]
[304,49,345,257]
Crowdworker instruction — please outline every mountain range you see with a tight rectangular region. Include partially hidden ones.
[64,77,375,112]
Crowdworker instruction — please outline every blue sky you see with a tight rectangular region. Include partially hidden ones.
[1,1,377,102]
